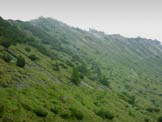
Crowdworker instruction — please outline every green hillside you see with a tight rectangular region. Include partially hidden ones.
[0,16,162,122]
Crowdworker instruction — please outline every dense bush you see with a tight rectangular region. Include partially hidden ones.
[78,63,88,75]
[96,109,114,120]
[59,63,68,69]
[158,116,162,122]
[21,102,32,111]
[0,103,4,118]
[2,116,14,122]
[50,105,63,115]
[1,52,12,62]
[70,108,83,120]
[99,76,110,87]
[146,107,160,113]
[50,106,59,114]
[52,63,60,71]
[0,40,11,48]
[77,63,88,79]
[65,60,74,67]
[71,67,80,85]
[30,43,55,58]
[33,108,48,117]
[80,73,84,79]
[28,54,38,61]
[144,118,150,122]
[16,56,25,67]
[25,47,31,52]
[128,96,136,105]
[60,111,71,119]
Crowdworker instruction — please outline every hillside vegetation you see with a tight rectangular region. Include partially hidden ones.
[0,16,162,122]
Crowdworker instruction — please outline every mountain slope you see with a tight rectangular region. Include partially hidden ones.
[0,16,162,122]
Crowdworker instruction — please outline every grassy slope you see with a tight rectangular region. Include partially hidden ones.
[0,17,162,122]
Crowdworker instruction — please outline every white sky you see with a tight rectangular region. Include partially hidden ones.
[0,0,162,41]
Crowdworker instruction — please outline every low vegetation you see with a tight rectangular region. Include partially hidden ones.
[0,16,162,122]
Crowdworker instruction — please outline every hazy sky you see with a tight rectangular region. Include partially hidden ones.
[0,0,162,41]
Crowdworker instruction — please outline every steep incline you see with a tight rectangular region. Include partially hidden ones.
[0,17,162,122]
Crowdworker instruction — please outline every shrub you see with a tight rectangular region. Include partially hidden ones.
[65,60,74,67]
[0,40,11,48]
[2,116,13,122]
[96,109,114,120]
[71,67,80,85]
[0,103,4,118]
[144,118,150,122]
[158,116,162,122]
[16,56,25,67]
[59,63,68,69]
[25,47,31,52]
[50,106,60,114]
[80,73,84,79]
[33,108,48,117]
[36,45,49,56]
[70,108,83,120]
[21,102,32,111]
[21,100,33,111]
[52,63,60,71]
[146,107,160,113]
[60,109,71,119]
[128,96,136,105]
[78,63,88,75]
[61,112,71,119]
[1,52,12,62]
[28,54,38,61]
[99,76,110,87]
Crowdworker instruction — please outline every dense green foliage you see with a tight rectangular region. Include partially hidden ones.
[158,117,162,122]
[96,108,114,120]
[99,75,110,86]
[0,103,4,118]
[0,16,162,122]
[28,54,38,61]
[158,116,162,122]
[33,108,48,117]
[25,47,31,52]
[71,67,80,85]
[16,56,25,67]
[0,17,34,45]
[1,52,12,62]
[0,40,11,48]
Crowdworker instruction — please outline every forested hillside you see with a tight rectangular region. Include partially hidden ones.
[0,16,162,122]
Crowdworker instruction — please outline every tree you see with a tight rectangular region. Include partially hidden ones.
[16,56,25,68]
[71,67,80,85]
